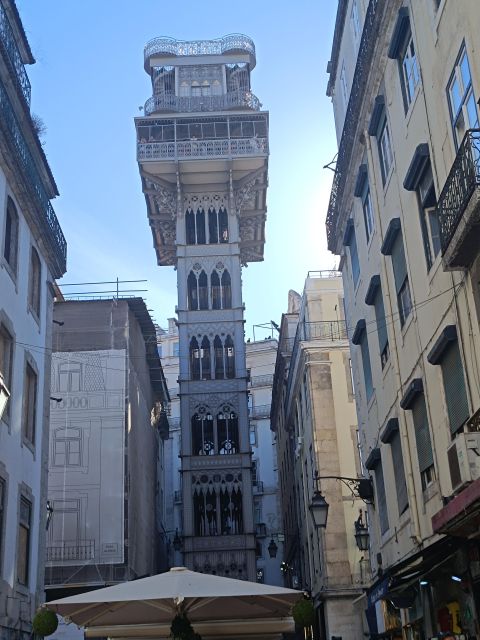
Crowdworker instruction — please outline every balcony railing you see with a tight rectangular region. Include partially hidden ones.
[326,0,384,250]
[0,80,67,276]
[250,374,274,388]
[303,320,347,341]
[144,34,256,68]
[0,3,31,105]
[307,270,342,279]
[138,137,267,162]
[46,540,95,563]
[144,90,261,116]
[437,129,480,268]
[250,404,271,419]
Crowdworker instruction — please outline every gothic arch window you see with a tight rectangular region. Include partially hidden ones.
[191,81,201,97]
[221,270,232,308]
[185,208,206,245]
[225,335,235,379]
[193,487,217,536]
[201,81,211,96]
[191,411,214,456]
[190,337,200,380]
[217,409,239,455]
[221,484,243,534]
[187,271,198,310]
[200,336,211,380]
[193,474,243,536]
[208,208,219,244]
[179,81,189,97]
[214,335,224,379]
[198,271,208,310]
[219,207,228,243]
[212,80,222,96]
[207,207,228,244]
[211,272,221,310]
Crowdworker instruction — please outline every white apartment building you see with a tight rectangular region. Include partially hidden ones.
[0,1,67,637]
[327,1,480,637]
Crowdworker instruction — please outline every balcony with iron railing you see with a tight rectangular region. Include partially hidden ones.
[0,2,31,106]
[0,78,66,276]
[46,540,95,563]
[249,404,271,420]
[437,129,480,269]
[138,136,268,163]
[144,90,261,116]
[249,374,274,388]
[144,34,256,71]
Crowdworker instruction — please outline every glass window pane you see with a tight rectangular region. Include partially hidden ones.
[466,91,479,129]
[449,76,462,116]
[460,51,472,91]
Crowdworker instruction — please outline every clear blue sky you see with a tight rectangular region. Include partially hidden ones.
[17,0,339,338]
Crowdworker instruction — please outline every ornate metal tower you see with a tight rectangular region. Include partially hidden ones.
[135,35,268,580]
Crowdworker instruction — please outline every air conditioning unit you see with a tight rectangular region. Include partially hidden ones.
[447,432,480,493]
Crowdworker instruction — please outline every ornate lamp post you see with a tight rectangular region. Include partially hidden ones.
[354,509,370,551]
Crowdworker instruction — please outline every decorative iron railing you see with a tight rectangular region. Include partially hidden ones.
[0,3,31,105]
[145,90,261,115]
[250,404,271,419]
[250,374,274,388]
[307,270,342,279]
[144,34,256,67]
[437,129,480,254]
[46,540,95,562]
[0,80,66,275]
[138,137,267,162]
[326,0,384,249]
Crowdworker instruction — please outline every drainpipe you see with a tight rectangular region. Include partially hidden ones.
[364,131,422,545]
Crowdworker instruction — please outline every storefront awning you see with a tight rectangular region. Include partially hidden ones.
[432,477,480,536]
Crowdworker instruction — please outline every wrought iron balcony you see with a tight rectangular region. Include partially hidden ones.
[0,79,66,276]
[0,2,31,105]
[250,404,271,419]
[137,137,267,162]
[144,90,261,116]
[303,320,347,341]
[46,540,95,562]
[144,34,256,70]
[326,0,384,250]
[437,129,480,269]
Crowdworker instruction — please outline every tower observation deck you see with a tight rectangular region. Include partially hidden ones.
[135,35,269,580]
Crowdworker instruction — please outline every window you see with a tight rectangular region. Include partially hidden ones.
[382,221,412,327]
[28,247,41,318]
[352,321,373,401]
[378,115,394,183]
[217,410,239,454]
[208,207,228,244]
[22,362,37,446]
[0,324,13,421]
[340,62,348,107]
[362,184,375,242]
[381,419,408,515]
[53,427,82,466]
[249,423,257,446]
[351,0,361,43]
[344,221,360,287]
[400,30,420,108]
[185,208,206,245]
[187,270,208,311]
[0,478,5,567]
[418,163,440,269]
[252,460,259,485]
[190,337,211,380]
[211,269,231,310]
[447,45,479,148]
[225,335,235,379]
[173,341,179,357]
[17,497,31,585]
[366,278,389,368]
[58,362,82,392]
[411,393,435,490]
[192,412,214,456]
[3,197,19,274]
[374,459,389,534]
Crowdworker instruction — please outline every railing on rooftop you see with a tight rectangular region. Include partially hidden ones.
[250,374,274,388]
[437,129,480,254]
[144,34,256,68]
[307,270,342,279]
[0,79,66,276]
[138,137,268,162]
[145,90,261,116]
[326,0,384,250]
[46,540,95,563]
[0,3,31,105]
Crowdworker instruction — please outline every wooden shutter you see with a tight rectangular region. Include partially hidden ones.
[390,430,408,514]
[350,231,360,286]
[360,332,373,400]
[374,460,389,534]
[374,289,388,354]
[441,342,469,435]
[411,394,434,472]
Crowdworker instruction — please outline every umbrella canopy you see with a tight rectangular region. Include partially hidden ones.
[46,567,301,639]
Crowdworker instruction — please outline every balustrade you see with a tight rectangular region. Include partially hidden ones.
[137,136,267,162]
[144,34,256,67]
[46,540,95,562]
[145,90,261,115]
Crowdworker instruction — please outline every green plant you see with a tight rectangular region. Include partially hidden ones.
[292,598,315,628]
[170,614,201,640]
[32,609,59,637]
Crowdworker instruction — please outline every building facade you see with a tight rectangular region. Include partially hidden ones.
[327,1,480,637]
[271,272,365,640]
[0,1,67,637]
[45,299,169,600]
[136,35,269,580]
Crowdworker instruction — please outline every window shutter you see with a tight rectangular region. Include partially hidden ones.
[391,232,407,294]
[360,332,373,400]
[390,431,408,514]
[411,394,433,472]
[374,290,388,354]
[441,342,469,435]
[374,461,389,534]
[350,231,360,286]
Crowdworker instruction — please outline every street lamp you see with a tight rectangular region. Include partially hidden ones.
[309,490,329,528]
[267,538,278,558]
[354,510,370,551]
[0,373,10,421]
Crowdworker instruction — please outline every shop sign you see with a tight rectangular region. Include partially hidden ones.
[367,577,390,607]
